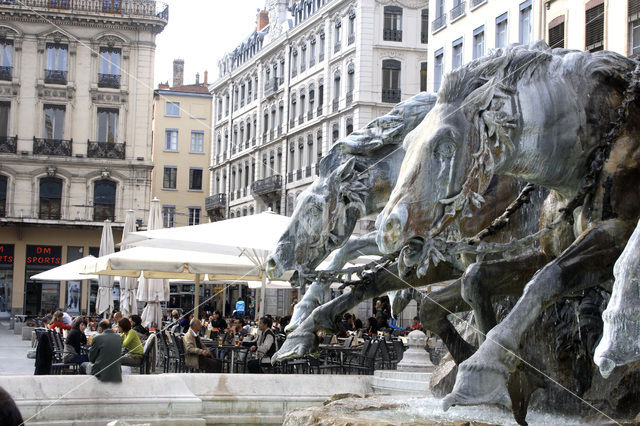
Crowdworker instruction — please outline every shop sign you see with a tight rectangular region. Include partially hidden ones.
[26,245,62,266]
[0,244,14,265]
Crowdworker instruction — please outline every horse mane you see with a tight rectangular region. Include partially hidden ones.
[439,41,636,105]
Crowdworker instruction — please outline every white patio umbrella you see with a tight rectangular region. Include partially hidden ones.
[137,198,169,329]
[123,210,292,320]
[30,255,99,281]
[95,220,115,317]
[118,209,138,317]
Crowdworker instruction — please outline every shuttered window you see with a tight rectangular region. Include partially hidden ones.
[585,2,604,52]
[548,16,565,49]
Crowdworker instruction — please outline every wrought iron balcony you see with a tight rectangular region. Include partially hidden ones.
[307,111,313,120]
[317,106,323,116]
[298,114,304,124]
[87,140,125,159]
[240,98,244,108]
[269,129,274,140]
[290,118,295,128]
[332,99,339,112]
[0,66,11,81]
[450,2,465,20]
[98,73,120,88]
[334,42,341,53]
[421,32,428,44]
[346,91,353,106]
[296,169,302,180]
[309,57,315,67]
[432,14,446,32]
[251,174,282,196]
[382,88,401,103]
[205,193,226,211]
[471,0,486,8]
[383,29,402,42]
[300,62,306,72]
[287,172,293,183]
[305,165,312,177]
[33,137,72,156]
[348,33,355,45]
[236,189,241,199]
[230,192,235,201]
[277,126,282,137]
[44,69,67,85]
[0,0,168,20]
[0,136,17,153]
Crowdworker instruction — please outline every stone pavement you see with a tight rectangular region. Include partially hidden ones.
[0,321,35,375]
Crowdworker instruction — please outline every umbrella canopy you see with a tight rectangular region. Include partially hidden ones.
[119,209,138,317]
[30,255,99,281]
[137,198,169,329]
[95,220,115,316]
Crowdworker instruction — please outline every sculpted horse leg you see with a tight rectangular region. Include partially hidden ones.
[460,251,549,343]
[287,232,382,333]
[443,219,631,411]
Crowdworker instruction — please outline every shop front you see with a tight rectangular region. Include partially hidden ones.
[0,243,14,316]
[24,245,61,315]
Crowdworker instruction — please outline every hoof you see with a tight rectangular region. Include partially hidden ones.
[442,355,512,411]
[595,355,616,379]
[273,330,317,362]
[287,300,320,333]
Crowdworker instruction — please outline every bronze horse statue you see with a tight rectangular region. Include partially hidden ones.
[376,43,640,412]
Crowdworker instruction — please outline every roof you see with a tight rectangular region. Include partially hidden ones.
[166,84,210,94]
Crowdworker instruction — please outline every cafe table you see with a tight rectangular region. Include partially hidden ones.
[202,339,250,373]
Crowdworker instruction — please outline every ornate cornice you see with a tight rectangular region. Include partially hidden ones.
[374,0,428,9]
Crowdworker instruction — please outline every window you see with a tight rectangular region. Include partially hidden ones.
[189,168,203,190]
[420,62,428,92]
[39,177,62,220]
[165,102,179,116]
[0,175,6,217]
[334,21,341,51]
[165,129,178,151]
[45,43,67,84]
[98,47,121,88]
[548,16,565,49]
[452,38,463,69]
[451,0,465,20]
[519,1,532,45]
[97,108,118,143]
[630,0,640,56]
[473,26,485,59]
[382,59,401,103]
[163,166,177,189]
[586,1,605,52]
[43,104,65,139]
[319,33,325,61]
[93,179,116,221]
[421,9,428,43]
[300,46,306,72]
[0,102,9,137]
[333,72,341,109]
[190,131,204,153]
[496,13,508,48]
[433,0,446,32]
[162,205,175,228]
[383,6,403,41]
[0,39,12,81]
[348,11,355,44]
[291,50,298,77]
[434,49,444,92]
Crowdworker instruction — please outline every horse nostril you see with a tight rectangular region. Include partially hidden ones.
[384,214,402,233]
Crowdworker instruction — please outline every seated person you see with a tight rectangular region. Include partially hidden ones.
[119,317,143,367]
[130,314,150,339]
[63,317,89,367]
[210,311,227,330]
[48,311,72,331]
[247,317,277,374]
[183,319,222,373]
[83,319,122,382]
[409,316,423,331]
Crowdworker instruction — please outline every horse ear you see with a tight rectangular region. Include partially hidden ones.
[335,157,356,181]
[462,78,496,121]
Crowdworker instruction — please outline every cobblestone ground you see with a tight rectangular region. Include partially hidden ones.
[0,321,36,376]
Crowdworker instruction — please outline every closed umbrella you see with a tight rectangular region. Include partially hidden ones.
[119,209,138,317]
[137,198,168,329]
[95,220,115,317]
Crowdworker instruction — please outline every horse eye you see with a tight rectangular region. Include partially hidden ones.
[435,140,456,159]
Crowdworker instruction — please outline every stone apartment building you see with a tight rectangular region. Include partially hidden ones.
[208,0,430,318]
[0,0,168,316]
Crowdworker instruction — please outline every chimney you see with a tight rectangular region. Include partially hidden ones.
[257,9,269,31]
[157,81,169,89]
[172,59,184,87]
[196,72,200,85]
[204,70,208,85]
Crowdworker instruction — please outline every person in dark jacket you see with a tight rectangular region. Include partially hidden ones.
[84,319,122,382]
[34,329,53,375]
[131,314,149,338]
[0,386,23,426]
[63,317,89,366]
[210,311,227,330]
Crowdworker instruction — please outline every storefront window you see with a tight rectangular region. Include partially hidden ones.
[0,243,14,314]
[24,245,61,315]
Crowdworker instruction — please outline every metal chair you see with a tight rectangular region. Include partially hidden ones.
[342,340,380,375]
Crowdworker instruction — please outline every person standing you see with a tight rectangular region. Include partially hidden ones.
[84,319,122,382]
[183,319,222,373]
[247,317,277,374]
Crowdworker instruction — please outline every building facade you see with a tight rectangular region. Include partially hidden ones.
[0,0,168,316]
[208,0,429,318]
[152,61,212,229]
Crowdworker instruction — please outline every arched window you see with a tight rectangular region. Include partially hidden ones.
[0,175,7,217]
[39,177,62,219]
[93,179,116,221]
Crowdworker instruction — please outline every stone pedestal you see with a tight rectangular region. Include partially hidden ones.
[397,329,434,372]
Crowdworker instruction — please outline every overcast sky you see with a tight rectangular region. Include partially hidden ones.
[154,0,267,87]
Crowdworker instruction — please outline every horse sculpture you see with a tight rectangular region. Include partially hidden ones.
[375,43,640,411]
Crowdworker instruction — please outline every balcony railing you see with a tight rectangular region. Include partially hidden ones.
[383,29,402,42]
[450,2,465,20]
[346,91,353,106]
[300,62,306,72]
[33,137,72,156]
[309,56,315,67]
[236,189,241,199]
[0,136,17,153]
[290,118,295,128]
[334,42,341,53]
[291,68,297,78]
[287,172,294,183]
[252,137,256,146]
[298,114,304,124]
[44,69,67,85]
[98,73,120,89]
[277,126,282,137]
[230,192,235,201]
[319,51,324,61]
[348,33,355,45]
[317,106,323,116]
[251,174,282,196]
[432,14,446,32]
[87,140,125,159]
[2,0,168,20]
[307,111,313,121]
[0,66,11,81]
[382,88,401,103]
[332,99,338,112]
[296,169,302,180]
[305,165,312,177]
[205,193,226,211]
[421,31,428,44]
[269,129,274,140]
[471,0,486,8]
